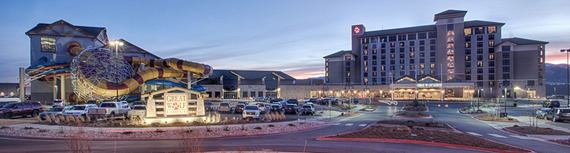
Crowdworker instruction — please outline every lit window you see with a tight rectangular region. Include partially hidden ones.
[447,49,454,55]
[447,43,454,48]
[345,56,351,60]
[420,70,425,75]
[410,53,415,58]
[363,61,368,66]
[364,67,368,72]
[447,37,454,43]
[488,41,494,47]
[488,26,496,33]
[400,42,404,46]
[400,65,404,70]
[447,62,454,68]
[347,72,350,77]
[447,31,455,36]
[489,55,494,60]
[364,50,368,55]
[447,56,454,63]
[477,61,483,67]
[41,37,56,52]
[464,28,472,35]
[410,65,415,70]
[430,64,435,69]
[373,49,377,54]
[420,64,425,69]
[381,66,385,71]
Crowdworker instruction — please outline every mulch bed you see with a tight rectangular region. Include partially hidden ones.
[325,121,529,152]
[339,112,360,117]
[403,103,427,111]
[377,120,450,129]
[505,126,570,135]
[475,114,519,122]
[395,112,431,118]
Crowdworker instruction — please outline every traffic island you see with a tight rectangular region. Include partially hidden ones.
[359,104,378,112]
[475,114,519,123]
[504,126,570,146]
[459,107,486,114]
[318,120,532,153]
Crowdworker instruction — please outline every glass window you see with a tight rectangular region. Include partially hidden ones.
[488,26,496,33]
[477,35,483,41]
[363,56,368,60]
[380,36,387,42]
[420,58,425,63]
[502,46,511,51]
[41,37,56,52]
[488,35,494,40]
[477,55,483,60]
[447,24,454,30]
[428,32,437,38]
[489,68,495,73]
[464,28,472,35]
[477,68,483,73]
[410,59,415,64]
[489,55,494,60]
[399,48,405,52]
[489,75,495,80]
[381,43,386,48]
[489,48,495,53]
[430,39,436,44]
[474,27,484,34]
[477,42,483,47]
[430,64,435,69]
[419,46,425,51]
[389,36,397,42]
[400,42,405,46]
[489,61,495,66]
[418,33,427,39]
[430,46,435,51]
[398,35,406,41]
[466,56,471,61]
[466,49,471,54]
[419,40,425,45]
[503,67,510,72]
[477,61,483,67]
[465,43,471,48]
[503,60,510,65]
[503,53,510,58]
[410,41,415,46]
[408,33,416,40]
[466,62,471,67]
[371,37,378,43]
[466,75,471,80]
[390,42,395,47]
[488,41,494,47]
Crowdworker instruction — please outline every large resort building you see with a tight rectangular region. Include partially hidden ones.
[325,9,548,100]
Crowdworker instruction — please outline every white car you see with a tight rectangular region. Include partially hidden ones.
[63,104,98,117]
[242,105,260,119]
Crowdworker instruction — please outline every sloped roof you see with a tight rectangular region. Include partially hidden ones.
[324,50,354,58]
[209,70,295,80]
[499,37,549,45]
[464,20,505,27]
[435,9,468,16]
[26,20,105,37]
[362,25,436,37]
[115,39,161,59]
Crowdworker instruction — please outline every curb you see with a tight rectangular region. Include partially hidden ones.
[395,114,433,119]
[317,137,533,153]
[473,116,520,123]
[502,127,528,136]
[0,122,329,141]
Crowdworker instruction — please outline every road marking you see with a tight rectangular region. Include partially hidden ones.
[358,124,367,127]
[488,134,507,138]
[467,132,482,136]
[510,135,536,140]
[345,123,353,126]
[331,123,341,125]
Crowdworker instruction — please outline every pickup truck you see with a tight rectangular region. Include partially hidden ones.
[88,101,130,120]
[127,105,146,120]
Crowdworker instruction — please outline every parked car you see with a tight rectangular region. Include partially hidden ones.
[242,105,260,119]
[0,101,44,119]
[256,103,268,114]
[305,102,314,108]
[128,101,146,108]
[39,107,71,120]
[238,101,249,105]
[86,100,99,105]
[52,99,69,107]
[0,101,15,108]
[305,98,318,103]
[235,104,246,113]
[204,101,214,111]
[343,98,359,105]
[88,101,130,120]
[270,104,283,113]
[218,102,232,113]
[127,105,147,120]
[284,104,298,114]
[536,108,552,119]
[301,104,315,115]
[255,97,265,102]
[63,104,98,117]
[269,98,283,102]
[545,108,570,122]
[318,98,337,105]
[271,102,282,109]
[543,101,560,108]
[286,99,299,105]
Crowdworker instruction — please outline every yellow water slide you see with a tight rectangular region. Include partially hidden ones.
[69,42,213,98]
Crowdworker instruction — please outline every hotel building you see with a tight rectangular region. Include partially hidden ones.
[325,10,548,99]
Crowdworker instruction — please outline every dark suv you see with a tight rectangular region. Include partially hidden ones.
[543,101,560,108]
[0,101,44,119]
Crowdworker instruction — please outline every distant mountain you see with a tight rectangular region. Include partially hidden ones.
[546,63,568,84]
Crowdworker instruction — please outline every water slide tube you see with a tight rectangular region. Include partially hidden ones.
[25,61,71,80]
[72,47,213,98]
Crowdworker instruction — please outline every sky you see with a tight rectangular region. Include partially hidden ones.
[1,0,569,83]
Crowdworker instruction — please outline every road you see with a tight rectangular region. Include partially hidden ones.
[0,101,569,153]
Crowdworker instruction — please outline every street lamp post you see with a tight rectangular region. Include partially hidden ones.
[560,49,570,107]
[110,40,124,100]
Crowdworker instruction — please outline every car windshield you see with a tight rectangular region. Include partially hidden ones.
[53,101,62,103]
[245,106,258,110]
[49,107,64,112]
[303,106,311,109]
[220,103,229,106]
[100,103,115,107]
[237,104,245,107]
[561,109,570,113]
[286,105,295,108]
[72,106,86,110]
[271,105,279,108]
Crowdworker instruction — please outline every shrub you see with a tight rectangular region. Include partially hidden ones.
[268,124,275,127]
[254,127,262,130]
[288,123,296,127]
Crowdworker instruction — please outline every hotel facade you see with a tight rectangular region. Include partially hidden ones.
[325,10,548,100]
